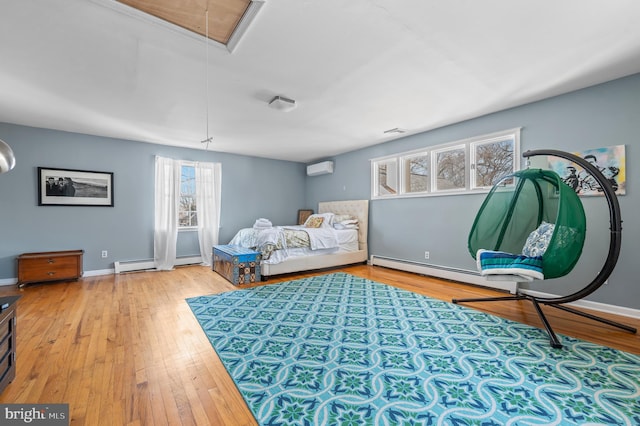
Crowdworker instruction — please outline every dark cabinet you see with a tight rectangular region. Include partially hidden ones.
[0,296,20,394]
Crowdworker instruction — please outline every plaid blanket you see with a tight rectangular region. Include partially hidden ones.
[477,249,544,281]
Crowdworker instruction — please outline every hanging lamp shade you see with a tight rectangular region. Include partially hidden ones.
[468,168,586,279]
[0,139,16,173]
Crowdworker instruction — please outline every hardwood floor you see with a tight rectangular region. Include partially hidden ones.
[0,264,638,425]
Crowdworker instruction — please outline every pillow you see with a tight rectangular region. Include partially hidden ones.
[522,221,555,257]
[304,216,324,228]
[333,222,359,230]
[304,212,335,228]
[333,214,355,223]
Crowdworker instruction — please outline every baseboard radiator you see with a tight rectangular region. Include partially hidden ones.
[369,255,518,294]
[114,256,203,274]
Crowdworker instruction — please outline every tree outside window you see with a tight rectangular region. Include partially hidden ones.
[435,146,466,191]
[472,138,515,189]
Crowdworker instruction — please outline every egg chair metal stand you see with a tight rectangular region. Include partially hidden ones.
[453,149,636,348]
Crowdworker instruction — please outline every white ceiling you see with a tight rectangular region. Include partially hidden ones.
[2,1,640,163]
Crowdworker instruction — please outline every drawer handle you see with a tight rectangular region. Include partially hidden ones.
[48,259,55,264]
[47,272,56,276]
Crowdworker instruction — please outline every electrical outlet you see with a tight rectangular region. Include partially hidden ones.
[424,251,430,260]
[101,250,108,258]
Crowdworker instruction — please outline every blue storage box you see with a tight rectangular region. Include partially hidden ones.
[213,245,261,284]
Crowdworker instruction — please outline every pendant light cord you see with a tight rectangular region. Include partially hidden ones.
[202,8,213,149]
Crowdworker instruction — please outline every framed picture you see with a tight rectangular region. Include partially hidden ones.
[547,145,626,197]
[38,167,114,206]
[297,209,314,225]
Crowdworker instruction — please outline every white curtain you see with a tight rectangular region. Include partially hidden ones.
[154,156,181,270]
[195,162,222,265]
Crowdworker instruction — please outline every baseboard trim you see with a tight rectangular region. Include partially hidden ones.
[0,256,204,285]
[114,256,204,273]
[370,255,518,293]
[520,289,640,320]
[84,269,115,277]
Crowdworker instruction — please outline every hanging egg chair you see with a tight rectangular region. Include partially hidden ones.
[468,167,586,279]
[453,149,636,348]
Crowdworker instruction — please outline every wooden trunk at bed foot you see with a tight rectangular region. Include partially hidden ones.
[212,245,261,285]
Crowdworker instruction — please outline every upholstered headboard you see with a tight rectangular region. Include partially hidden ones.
[318,199,369,252]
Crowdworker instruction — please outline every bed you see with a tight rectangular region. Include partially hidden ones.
[228,199,369,278]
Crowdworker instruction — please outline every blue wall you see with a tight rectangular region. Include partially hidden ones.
[0,124,305,276]
[306,73,640,310]
[1,73,639,311]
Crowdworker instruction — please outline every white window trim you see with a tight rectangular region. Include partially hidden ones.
[371,128,521,199]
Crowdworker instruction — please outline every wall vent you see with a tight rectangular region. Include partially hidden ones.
[114,256,203,273]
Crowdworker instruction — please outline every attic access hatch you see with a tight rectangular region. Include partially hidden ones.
[117,0,263,50]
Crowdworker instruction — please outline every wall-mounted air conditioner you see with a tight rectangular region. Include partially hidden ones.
[306,161,334,176]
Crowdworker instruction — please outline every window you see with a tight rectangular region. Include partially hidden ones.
[470,135,516,189]
[371,128,520,199]
[434,145,466,192]
[372,158,398,198]
[154,156,222,269]
[402,153,430,194]
[179,164,197,227]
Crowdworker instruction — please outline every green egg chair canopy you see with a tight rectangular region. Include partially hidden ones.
[454,149,635,348]
[468,168,586,279]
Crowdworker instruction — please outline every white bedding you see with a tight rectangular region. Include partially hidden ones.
[228,225,357,264]
[262,228,358,264]
[291,226,338,250]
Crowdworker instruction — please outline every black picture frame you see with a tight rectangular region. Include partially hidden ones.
[297,209,313,225]
[38,167,114,207]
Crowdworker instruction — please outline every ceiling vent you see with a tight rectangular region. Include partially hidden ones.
[307,161,334,176]
[383,127,406,135]
[268,96,296,112]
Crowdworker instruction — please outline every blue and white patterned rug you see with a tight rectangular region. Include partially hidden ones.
[186,273,640,425]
